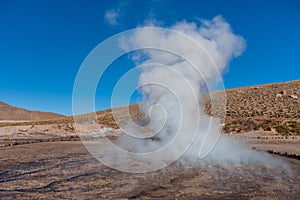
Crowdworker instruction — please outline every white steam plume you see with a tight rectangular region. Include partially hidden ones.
[110,16,287,171]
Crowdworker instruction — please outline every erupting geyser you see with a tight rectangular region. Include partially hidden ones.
[74,16,290,173]
[116,15,245,161]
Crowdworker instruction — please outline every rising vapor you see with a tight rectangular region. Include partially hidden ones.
[115,16,289,169]
[74,16,289,173]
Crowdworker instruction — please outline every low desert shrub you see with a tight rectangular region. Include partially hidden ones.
[275,124,290,135]
[286,121,300,135]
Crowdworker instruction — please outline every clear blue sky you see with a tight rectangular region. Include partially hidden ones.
[0,0,299,115]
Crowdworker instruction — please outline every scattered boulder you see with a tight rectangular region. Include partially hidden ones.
[279,90,287,95]
[289,94,298,99]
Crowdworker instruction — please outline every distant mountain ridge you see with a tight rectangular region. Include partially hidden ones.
[0,102,64,120]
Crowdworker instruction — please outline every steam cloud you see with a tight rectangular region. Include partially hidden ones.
[110,16,287,171]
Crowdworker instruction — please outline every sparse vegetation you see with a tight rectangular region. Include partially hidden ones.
[287,121,300,134]
[1,81,299,136]
[216,80,300,135]
[275,124,290,135]
[223,119,300,136]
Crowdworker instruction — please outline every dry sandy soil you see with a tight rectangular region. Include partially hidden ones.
[0,140,299,200]
[0,80,299,199]
[235,131,300,155]
[0,132,299,199]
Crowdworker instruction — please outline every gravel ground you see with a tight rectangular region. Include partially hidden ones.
[0,140,299,199]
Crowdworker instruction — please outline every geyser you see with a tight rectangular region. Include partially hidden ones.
[73,16,289,173]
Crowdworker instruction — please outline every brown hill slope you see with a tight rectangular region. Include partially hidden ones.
[0,80,299,134]
[0,102,64,120]
[220,80,300,134]
[95,80,300,134]
[225,80,299,119]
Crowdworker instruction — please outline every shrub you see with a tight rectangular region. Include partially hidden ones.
[259,120,276,131]
[222,124,231,133]
[275,125,290,135]
[286,121,300,135]
[264,126,272,131]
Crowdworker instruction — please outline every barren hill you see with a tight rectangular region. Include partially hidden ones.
[67,80,300,135]
[0,101,64,121]
[220,80,300,134]
[225,80,299,119]
[0,80,299,135]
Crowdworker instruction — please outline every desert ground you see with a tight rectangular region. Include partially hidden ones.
[0,124,299,199]
[0,80,299,199]
[0,141,299,199]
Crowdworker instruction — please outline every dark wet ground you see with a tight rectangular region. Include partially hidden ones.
[0,141,299,199]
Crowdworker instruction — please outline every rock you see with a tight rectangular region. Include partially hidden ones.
[279,90,287,95]
[289,94,298,99]
[276,93,282,97]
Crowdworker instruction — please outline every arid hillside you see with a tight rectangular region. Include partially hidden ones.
[0,80,299,135]
[97,80,300,135]
[220,80,300,134]
[226,80,299,119]
[0,102,64,121]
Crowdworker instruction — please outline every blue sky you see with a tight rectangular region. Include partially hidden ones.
[0,0,299,115]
